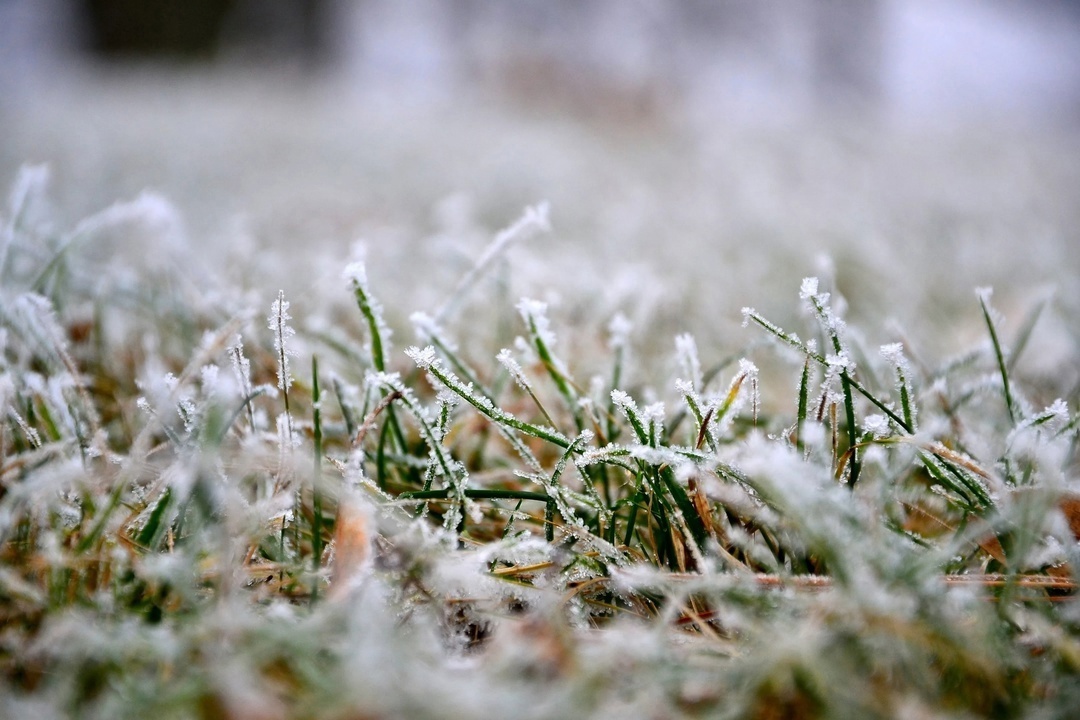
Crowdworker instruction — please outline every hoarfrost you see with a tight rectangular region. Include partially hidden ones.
[880,342,906,367]
[825,351,854,371]
[642,402,665,426]
[863,414,890,439]
[268,290,295,392]
[342,261,367,287]
[406,345,437,370]
[229,336,254,403]
[516,298,557,347]
[496,348,531,391]
[610,389,635,412]
[738,358,759,375]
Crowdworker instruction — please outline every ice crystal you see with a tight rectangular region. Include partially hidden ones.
[342,261,367,287]
[642,401,665,429]
[268,290,295,392]
[610,389,635,412]
[825,351,854,371]
[405,345,437,370]
[880,342,906,367]
[496,348,531,391]
[863,414,890,439]
[516,298,556,347]
[229,335,253,400]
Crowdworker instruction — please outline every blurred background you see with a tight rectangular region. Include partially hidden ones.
[1,0,1079,378]
[4,0,1080,120]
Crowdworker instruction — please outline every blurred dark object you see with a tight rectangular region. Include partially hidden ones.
[221,0,331,68]
[80,0,235,57]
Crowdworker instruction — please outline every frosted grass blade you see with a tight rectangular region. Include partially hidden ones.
[977,288,1017,424]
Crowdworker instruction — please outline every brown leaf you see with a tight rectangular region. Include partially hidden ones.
[328,495,373,601]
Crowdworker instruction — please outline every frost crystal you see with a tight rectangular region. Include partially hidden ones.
[610,389,635,411]
[799,277,819,300]
[642,402,665,426]
[740,307,755,327]
[880,342,906,366]
[517,298,556,347]
[737,359,760,422]
[863,414,890,438]
[825,352,853,371]
[496,348,531,391]
[342,261,367,286]
[405,345,437,370]
[1046,398,1069,423]
[268,290,295,392]
[229,335,253,399]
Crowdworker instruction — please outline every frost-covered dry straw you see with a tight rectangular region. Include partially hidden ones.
[496,348,530,391]
[229,335,257,432]
[269,289,296,440]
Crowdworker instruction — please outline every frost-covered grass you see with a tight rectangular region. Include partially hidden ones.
[1,154,1080,720]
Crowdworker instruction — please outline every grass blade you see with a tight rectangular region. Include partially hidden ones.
[977,288,1017,424]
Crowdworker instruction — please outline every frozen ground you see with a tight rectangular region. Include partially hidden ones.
[3,59,1080,720]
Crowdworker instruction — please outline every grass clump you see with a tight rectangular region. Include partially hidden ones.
[1,169,1079,719]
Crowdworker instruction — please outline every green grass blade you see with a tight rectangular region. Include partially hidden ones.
[796,355,810,454]
[977,289,1017,424]
[311,356,324,602]
[133,487,172,550]
[408,347,571,449]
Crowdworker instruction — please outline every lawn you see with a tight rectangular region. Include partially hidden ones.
[1,71,1079,719]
